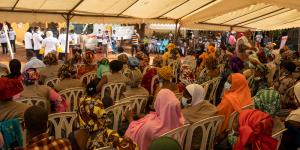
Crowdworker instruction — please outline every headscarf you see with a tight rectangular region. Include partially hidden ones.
[186,84,205,106]
[97,58,110,78]
[118,54,129,64]
[78,97,136,150]
[233,109,278,150]
[0,77,23,101]
[83,51,95,65]
[199,44,216,69]
[182,84,217,123]
[125,89,185,150]
[148,137,181,150]
[73,50,82,64]
[217,73,252,132]
[22,68,40,86]
[128,57,140,68]
[158,66,173,81]
[254,89,280,116]
[229,34,236,46]
[163,44,176,65]
[153,55,163,67]
[205,55,218,70]
[230,56,244,73]
[43,53,58,66]
[58,62,77,79]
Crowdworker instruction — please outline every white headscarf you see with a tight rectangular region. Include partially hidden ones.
[186,84,205,106]
[46,31,53,38]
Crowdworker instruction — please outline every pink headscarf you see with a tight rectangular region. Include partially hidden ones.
[125,89,185,150]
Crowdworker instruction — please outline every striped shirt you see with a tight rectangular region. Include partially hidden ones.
[131,33,139,45]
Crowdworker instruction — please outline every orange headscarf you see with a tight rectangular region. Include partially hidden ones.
[217,73,252,133]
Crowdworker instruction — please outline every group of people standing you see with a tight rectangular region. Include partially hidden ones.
[0,27,16,54]
[23,26,78,60]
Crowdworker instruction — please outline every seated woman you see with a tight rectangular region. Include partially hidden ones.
[20,68,67,113]
[135,51,149,72]
[274,60,298,109]
[141,55,163,93]
[217,73,253,134]
[125,89,185,150]
[69,96,136,150]
[96,60,129,94]
[39,53,61,84]
[197,55,219,84]
[123,57,149,97]
[54,62,83,92]
[97,58,110,79]
[230,109,278,150]
[5,59,21,79]
[181,84,217,150]
[253,89,285,134]
[118,53,129,74]
[154,66,179,101]
[0,77,29,121]
[71,47,82,65]
[76,51,97,79]
[181,84,217,122]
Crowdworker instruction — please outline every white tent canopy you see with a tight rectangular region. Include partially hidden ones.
[0,0,299,30]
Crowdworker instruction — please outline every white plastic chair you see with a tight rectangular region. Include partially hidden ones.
[200,77,221,105]
[199,68,208,78]
[142,65,152,75]
[185,115,225,150]
[74,63,85,74]
[228,103,254,130]
[17,97,48,110]
[59,87,85,112]
[121,95,148,116]
[272,128,287,150]
[101,82,126,101]
[150,75,159,95]
[45,77,60,88]
[48,112,78,139]
[105,100,133,131]
[169,62,179,83]
[161,124,190,148]
[80,71,97,86]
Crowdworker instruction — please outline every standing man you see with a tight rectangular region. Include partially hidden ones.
[131,30,139,56]
[8,27,16,53]
[111,30,117,54]
[24,27,34,55]
[0,30,7,54]
[58,28,71,60]
[32,26,43,60]
[96,29,103,47]
[102,30,109,57]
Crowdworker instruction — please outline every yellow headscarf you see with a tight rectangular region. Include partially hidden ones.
[158,66,173,80]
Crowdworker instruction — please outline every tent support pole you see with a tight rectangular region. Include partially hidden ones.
[174,19,180,44]
[65,14,70,62]
[3,23,13,59]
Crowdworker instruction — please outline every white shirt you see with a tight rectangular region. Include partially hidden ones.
[96,33,103,42]
[8,30,16,40]
[58,33,71,53]
[42,37,59,56]
[33,33,43,50]
[70,33,78,45]
[0,33,7,43]
[24,32,33,49]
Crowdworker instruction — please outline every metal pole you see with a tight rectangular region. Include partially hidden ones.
[65,14,70,62]
[3,23,13,59]
[174,20,178,43]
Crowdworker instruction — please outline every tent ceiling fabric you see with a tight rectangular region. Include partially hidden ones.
[0,0,299,30]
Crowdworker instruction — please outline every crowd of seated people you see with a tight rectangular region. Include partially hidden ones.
[1,32,300,150]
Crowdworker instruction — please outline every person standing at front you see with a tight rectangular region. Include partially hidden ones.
[33,26,43,60]
[41,31,59,57]
[131,30,139,56]
[58,28,71,60]
[24,27,33,55]
[8,27,16,53]
[0,30,7,54]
